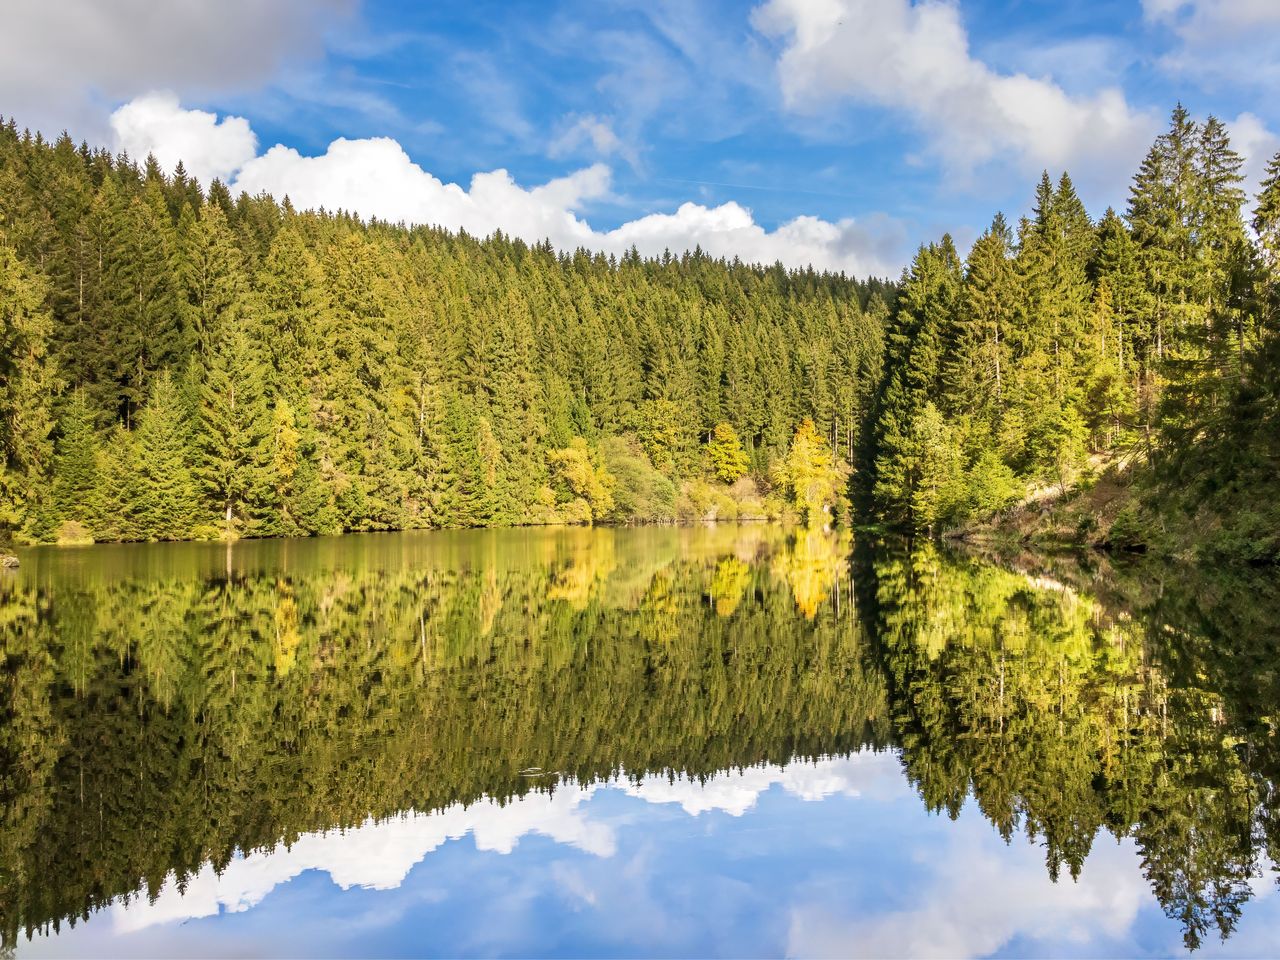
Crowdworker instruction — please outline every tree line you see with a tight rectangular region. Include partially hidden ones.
[861,106,1280,560]
[0,117,883,544]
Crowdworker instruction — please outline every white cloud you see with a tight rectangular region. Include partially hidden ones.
[750,0,1158,186]
[117,94,907,275]
[1142,0,1280,35]
[0,0,353,141]
[110,93,257,186]
[550,115,640,170]
[1228,112,1280,204]
[1142,0,1280,88]
[788,830,1151,958]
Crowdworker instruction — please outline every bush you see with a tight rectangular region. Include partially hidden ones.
[677,480,738,522]
[54,520,94,545]
[600,436,677,522]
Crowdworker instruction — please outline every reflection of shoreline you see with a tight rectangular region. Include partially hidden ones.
[0,525,888,949]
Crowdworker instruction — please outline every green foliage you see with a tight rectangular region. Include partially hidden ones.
[600,436,677,522]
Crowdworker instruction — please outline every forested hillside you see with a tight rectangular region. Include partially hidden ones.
[862,106,1280,562]
[0,117,889,543]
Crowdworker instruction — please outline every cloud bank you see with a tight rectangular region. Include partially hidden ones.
[108,95,907,276]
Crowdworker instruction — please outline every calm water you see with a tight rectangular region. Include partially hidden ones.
[1,525,1277,958]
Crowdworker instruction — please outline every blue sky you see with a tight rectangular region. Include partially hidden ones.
[7,0,1280,275]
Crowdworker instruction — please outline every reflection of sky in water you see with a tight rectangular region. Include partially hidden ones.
[19,751,1280,959]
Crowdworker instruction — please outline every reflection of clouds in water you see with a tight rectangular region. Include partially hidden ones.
[787,829,1149,959]
[111,754,906,933]
[111,783,613,933]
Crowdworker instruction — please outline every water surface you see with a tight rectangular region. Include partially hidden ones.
[1,526,1277,957]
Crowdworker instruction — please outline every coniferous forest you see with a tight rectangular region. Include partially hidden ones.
[863,106,1280,562]
[1,105,1278,559]
[0,115,887,544]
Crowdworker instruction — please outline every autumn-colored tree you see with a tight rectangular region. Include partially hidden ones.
[706,422,749,483]
[773,418,843,525]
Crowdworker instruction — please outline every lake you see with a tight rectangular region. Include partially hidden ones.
[2,525,1277,958]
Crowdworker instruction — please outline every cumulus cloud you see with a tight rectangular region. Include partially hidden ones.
[1,0,354,141]
[110,93,257,186]
[114,95,907,276]
[751,0,1159,187]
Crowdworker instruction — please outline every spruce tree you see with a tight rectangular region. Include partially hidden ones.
[194,319,274,536]
[49,390,100,535]
[129,371,196,541]
[0,245,56,542]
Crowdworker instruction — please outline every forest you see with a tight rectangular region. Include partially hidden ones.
[0,105,1278,559]
[862,106,1280,561]
[0,115,883,545]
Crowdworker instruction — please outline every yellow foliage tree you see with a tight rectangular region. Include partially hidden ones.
[707,422,750,483]
[547,437,616,522]
[772,418,842,525]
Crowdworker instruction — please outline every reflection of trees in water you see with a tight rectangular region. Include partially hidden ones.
[0,526,882,948]
[0,528,1276,952]
[858,540,1278,951]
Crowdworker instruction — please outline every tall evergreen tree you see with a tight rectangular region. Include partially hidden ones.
[0,246,56,541]
[48,390,100,534]
[194,319,274,535]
